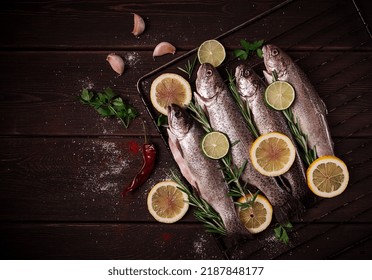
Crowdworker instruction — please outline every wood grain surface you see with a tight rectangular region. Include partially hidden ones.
[0,0,371,260]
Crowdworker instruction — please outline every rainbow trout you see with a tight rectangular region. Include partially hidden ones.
[195,63,302,224]
[262,44,334,157]
[235,64,313,205]
[167,104,249,237]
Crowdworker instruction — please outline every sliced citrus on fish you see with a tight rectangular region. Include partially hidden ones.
[250,132,296,176]
[201,131,230,159]
[306,155,349,198]
[147,180,189,223]
[197,39,226,67]
[237,194,273,234]
[150,73,192,115]
[265,81,295,110]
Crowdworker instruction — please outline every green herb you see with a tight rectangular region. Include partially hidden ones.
[157,114,168,127]
[274,222,293,244]
[226,70,260,138]
[188,100,256,209]
[282,109,317,166]
[80,87,138,128]
[188,101,213,133]
[234,39,264,60]
[177,56,198,79]
[269,71,317,166]
[171,171,227,235]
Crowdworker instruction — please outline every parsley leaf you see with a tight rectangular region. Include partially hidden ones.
[234,39,264,60]
[157,114,168,127]
[274,222,293,244]
[80,87,138,128]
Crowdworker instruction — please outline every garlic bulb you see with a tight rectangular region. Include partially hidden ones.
[106,53,125,76]
[132,13,145,36]
[153,42,176,58]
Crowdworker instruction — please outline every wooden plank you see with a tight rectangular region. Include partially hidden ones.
[0,137,371,223]
[1,221,371,260]
[227,223,372,259]
[0,136,188,222]
[0,52,370,137]
[0,223,224,259]
[2,0,369,51]
[0,51,165,136]
[0,0,287,50]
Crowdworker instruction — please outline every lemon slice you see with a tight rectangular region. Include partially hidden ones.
[265,81,295,110]
[147,180,189,223]
[237,194,273,234]
[201,131,230,159]
[197,39,226,67]
[250,132,296,176]
[150,73,192,115]
[306,155,349,198]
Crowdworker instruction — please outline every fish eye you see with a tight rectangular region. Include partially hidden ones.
[272,48,279,56]
[206,69,213,77]
[175,110,182,118]
[243,69,251,77]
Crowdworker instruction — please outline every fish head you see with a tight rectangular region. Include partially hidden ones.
[235,64,262,98]
[167,104,192,138]
[195,63,224,101]
[262,44,290,81]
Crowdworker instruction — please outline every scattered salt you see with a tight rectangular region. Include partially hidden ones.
[193,233,209,259]
[124,51,140,67]
[78,139,132,196]
[79,77,94,89]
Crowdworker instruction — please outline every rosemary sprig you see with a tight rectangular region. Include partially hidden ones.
[171,171,227,235]
[226,70,260,138]
[188,100,255,209]
[188,101,213,133]
[282,109,317,166]
[177,56,198,79]
[270,71,317,166]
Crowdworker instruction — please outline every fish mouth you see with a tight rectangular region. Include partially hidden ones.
[261,45,272,75]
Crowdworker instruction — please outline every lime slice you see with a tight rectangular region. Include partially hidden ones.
[150,73,192,115]
[237,194,273,234]
[201,131,230,159]
[306,155,349,198]
[197,39,226,67]
[265,81,295,110]
[147,181,189,223]
[250,132,296,176]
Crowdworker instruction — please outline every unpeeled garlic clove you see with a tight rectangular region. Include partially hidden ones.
[106,53,125,76]
[153,42,176,58]
[132,13,145,36]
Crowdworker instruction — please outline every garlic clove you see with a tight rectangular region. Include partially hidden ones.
[132,13,145,36]
[106,53,125,76]
[153,42,176,58]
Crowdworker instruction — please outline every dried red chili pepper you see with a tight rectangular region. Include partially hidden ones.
[122,124,156,196]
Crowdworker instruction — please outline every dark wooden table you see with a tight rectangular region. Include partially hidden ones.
[1,0,371,260]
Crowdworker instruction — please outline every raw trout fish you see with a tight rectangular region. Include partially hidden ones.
[195,63,302,224]
[167,104,249,237]
[262,44,334,157]
[235,64,313,205]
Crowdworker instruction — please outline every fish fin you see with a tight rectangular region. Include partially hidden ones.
[263,70,273,84]
[273,194,304,224]
[320,113,334,149]
[319,97,328,114]
[193,91,210,120]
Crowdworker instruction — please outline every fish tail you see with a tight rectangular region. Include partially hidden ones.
[273,194,304,224]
